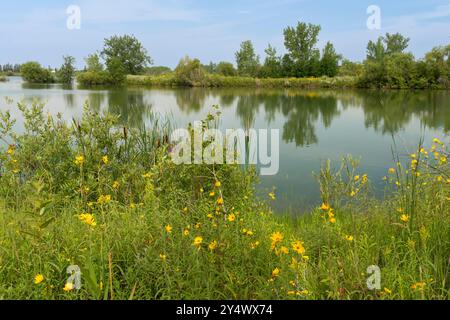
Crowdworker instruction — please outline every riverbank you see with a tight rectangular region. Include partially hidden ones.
[126,74,357,89]
[0,103,448,300]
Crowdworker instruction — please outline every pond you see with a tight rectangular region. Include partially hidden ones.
[1,76,449,211]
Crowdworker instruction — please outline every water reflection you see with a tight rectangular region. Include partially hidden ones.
[1,76,448,209]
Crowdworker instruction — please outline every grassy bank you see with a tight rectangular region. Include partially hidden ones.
[0,103,449,300]
[127,74,357,89]
[0,75,7,82]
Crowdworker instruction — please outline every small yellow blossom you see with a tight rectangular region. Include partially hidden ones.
[384,288,392,294]
[270,231,283,246]
[320,203,330,211]
[74,155,85,166]
[271,268,280,278]
[329,217,336,224]
[97,194,111,205]
[250,241,260,249]
[112,181,120,189]
[344,235,354,242]
[159,254,167,262]
[78,213,97,227]
[388,168,396,174]
[208,240,218,251]
[209,191,215,197]
[142,172,152,179]
[400,214,410,223]
[102,155,108,165]
[214,181,221,188]
[63,282,74,292]
[193,236,203,247]
[411,282,426,290]
[6,145,15,155]
[268,192,276,200]
[292,241,305,255]
[34,274,44,284]
[227,213,236,222]
[165,225,173,233]
[217,197,224,206]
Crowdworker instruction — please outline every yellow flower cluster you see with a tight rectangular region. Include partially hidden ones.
[79,213,97,227]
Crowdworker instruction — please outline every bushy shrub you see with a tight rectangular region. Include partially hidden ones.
[76,71,111,86]
[174,56,206,86]
[20,62,55,83]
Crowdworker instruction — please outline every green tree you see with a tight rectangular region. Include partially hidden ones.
[175,56,206,86]
[338,60,364,77]
[101,35,152,75]
[261,44,282,78]
[20,62,54,83]
[85,53,104,72]
[385,33,410,55]
[216,62,237,76]
[283,22,321,77]
[106,57,126,85]
[58,56,76,84]
[235,40,260,77]
[320,42,341,77]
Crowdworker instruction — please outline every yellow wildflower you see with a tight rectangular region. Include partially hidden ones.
[411,282,426,290]
[112,181,120,189]
[292,241,305,255]
[78,213,97,227]
[97,194,111,205]
[388,168,396,174]
[193,236,203,247]
[6,145,15,155]
[142,172,152,179]
[320,203,330,211]
[63,282,74,292]
[270,231,283,247]
[384,288,392,294]
[102,155,108,165]
[400,214,410,223]
[74,155,85,166]
[344,235,354,242]
[165,225,173,233]
[279,246,289,255]
[432,138,442,145]
[208,240,218,251]
[159,254,167,262]
[271,268,280,278]
[250,241,260,249]
[329,217,337,224]
[227,213,236,222]
[268,192,276,200]
[214,181,221,188]
[217,197,224,206]
[209,191,215,197]
[34,274,44,284]
[354,175,360,181]
[183,228,190,236]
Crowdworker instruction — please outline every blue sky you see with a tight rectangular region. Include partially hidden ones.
[1,0,449,68]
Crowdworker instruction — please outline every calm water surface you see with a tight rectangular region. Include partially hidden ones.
[1,76,449,211]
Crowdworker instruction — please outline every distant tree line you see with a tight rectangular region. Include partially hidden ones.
[0,64,21,75]
[12,20,450,89]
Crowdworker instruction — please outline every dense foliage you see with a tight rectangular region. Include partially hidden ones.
[101,35,152,75]
[57,56,76,85]
[0,103,448,300]
[20,62,55,84]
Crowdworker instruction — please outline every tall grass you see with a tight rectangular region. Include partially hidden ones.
[0,103,448,300]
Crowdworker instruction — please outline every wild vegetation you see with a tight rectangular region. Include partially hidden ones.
[0,103,448,300]
[7,20,448,89]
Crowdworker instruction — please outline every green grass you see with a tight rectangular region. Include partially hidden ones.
[0,102,448,300]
